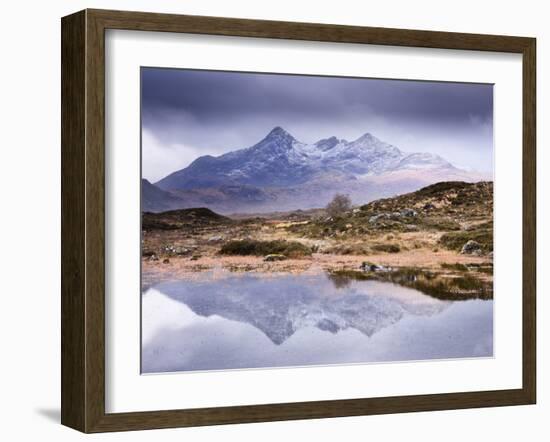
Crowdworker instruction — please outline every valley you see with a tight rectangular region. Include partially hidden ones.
[142,181,493,300]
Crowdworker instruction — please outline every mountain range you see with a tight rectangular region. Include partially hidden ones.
[143,127,489,213]
[155,274,449,345]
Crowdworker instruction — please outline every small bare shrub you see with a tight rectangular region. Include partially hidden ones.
[326,194,352,218]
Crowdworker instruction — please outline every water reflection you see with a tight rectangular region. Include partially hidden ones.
[142,272,493,373]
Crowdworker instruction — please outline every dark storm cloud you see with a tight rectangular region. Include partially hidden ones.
[140,67,493,181]
[141,68,492,124]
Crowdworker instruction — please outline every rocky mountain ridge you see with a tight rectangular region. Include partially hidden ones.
[144,127,489,213]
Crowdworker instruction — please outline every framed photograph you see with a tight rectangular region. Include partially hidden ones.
[61,9,536,433]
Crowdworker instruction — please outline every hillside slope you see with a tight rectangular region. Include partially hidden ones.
[289,181,494,254]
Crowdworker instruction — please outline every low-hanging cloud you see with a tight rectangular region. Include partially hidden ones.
[141,67,493,181]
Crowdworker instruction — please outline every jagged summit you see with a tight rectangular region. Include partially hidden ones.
[146,126,483,213]
[353,132,378,143]
[250,126,296,155]
[155,127,459,190]
[314,132,380,150]
[315,136,340,151]
[264,126,295,141]
[254,126,297,149]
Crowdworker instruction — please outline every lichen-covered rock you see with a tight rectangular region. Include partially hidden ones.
[400,208,417,217]
[162,245,177,254]
[174,246,190,255]
[369,213,390,224]
[460,240,482,255]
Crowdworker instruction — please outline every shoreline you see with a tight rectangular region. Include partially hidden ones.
[142,251,493,295]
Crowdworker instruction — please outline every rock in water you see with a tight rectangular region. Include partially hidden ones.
[361,261,391,272]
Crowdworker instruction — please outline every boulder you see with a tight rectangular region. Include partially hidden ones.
[162,245,176,254]
[460,240,482,255]
[174,246,190,255]
[360,261,392,272]
[311,242,325,253]
[400,208,417,217]
[369,213,390,224]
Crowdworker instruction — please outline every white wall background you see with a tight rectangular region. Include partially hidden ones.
[0,1,546,440]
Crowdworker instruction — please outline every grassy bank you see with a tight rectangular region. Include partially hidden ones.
[219,239,312,258]
[328,267,493,300]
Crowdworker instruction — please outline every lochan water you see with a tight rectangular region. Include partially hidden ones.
[141,272,493,374]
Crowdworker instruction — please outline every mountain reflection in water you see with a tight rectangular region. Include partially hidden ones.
[142,272,493,373]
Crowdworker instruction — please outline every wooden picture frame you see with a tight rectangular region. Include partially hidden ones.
[61,8,536,433]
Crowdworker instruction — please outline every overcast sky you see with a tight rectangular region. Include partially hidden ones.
[141,67,493,182]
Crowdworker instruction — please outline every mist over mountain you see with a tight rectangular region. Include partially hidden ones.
[144,127,489,213]
[141,178,183,212]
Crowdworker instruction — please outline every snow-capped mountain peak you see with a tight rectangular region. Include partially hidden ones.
[247,126,297,158]
[315,136,341,151]
[261,126,296,144]
[353,132,378,143]
[155,127,461,192]
[146,127,487,213]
